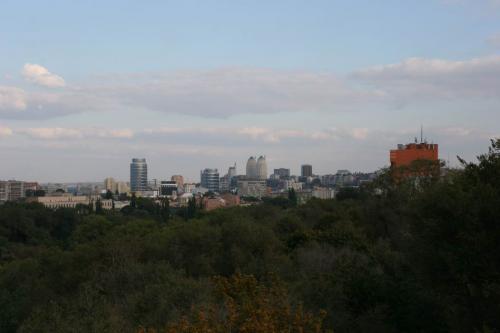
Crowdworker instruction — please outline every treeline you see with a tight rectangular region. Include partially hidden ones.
[0,140,499,332]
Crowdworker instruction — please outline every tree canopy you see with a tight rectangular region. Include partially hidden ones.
[0,139,499,332]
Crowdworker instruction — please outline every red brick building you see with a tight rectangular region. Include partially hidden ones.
[390,142,439,168]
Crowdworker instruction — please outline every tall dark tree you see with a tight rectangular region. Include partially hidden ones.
[186,196,197,220]
[288,188,297,207]
[160,197,170,223]
[130,192,137,209]
[95,199,103,215]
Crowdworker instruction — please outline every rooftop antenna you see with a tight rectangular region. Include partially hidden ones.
[420,125,423,144]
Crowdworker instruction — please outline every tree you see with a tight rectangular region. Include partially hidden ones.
[130,193,137,209]
[105,190,113,200]
[288,188,298,207]
[95,199,103,215]
[160,197,170,223]
[161,274,330,333]
[186,197,197,220]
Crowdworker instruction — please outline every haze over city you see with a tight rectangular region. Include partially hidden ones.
[1,0,500,182]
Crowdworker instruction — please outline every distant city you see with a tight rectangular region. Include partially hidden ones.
[0,137,440,211]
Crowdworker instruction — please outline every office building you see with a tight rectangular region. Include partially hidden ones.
[237,179,267,198]
[390,142,439,168]
[228,163,237,180]
[301,164,313,178]
[130,158,148,192]
[200,168,220,193]
[219,175,230,192]
[160,181,178,196]
[273,168,290,179]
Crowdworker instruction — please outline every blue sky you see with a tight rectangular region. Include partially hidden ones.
[1,0,500,182]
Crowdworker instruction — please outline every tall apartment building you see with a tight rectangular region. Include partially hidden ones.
[256,156,267,180]
[0,181,8,202]
[130,158,148,192]
[301,164,313,178]
[246,156,267,180]
[0,180,32,202]
[200,168,220,193]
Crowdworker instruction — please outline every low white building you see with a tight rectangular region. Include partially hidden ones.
[312,187,336,200]
[30,195,113,210]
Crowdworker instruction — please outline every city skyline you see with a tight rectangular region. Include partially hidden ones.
[1,1,500,182]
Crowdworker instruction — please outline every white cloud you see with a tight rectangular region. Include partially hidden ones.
[92,68,380,118]
[22,63,66,88]
[16,127,135,140]
[19,127,83,139]
[353,55,500,102]
[0,56,499,120]
[0,86,27,111]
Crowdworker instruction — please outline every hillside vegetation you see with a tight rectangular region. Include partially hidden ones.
[1,140,499,332]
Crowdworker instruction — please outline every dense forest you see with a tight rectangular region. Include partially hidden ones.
[0,140,499,333]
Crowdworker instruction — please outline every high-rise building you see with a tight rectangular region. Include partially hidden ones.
[200,168,220,193]
[256,156,267,180]
[171,175,184,188]
[104,177,116,192]
[301,164,313,178]
[219,175,230,192]
[130,158,148,192]
[273,168,290,179]
[228,163,237,180]
[246,157,257,179]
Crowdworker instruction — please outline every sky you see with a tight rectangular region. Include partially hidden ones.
[1,0,500,182]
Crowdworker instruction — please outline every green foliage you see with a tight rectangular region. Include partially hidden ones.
[0,139,498,332]
[288,188,298,206]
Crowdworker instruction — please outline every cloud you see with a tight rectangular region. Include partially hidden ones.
[17,127,135,140]
[0,86,27,112]
[22,63,66,88]
[1,68,386,119]
[0,125,13,137]
[352,55,500,102]
[92,68,381,118]
[1,56,500,120]
[487,33,500,48]
[18,127,84,139]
